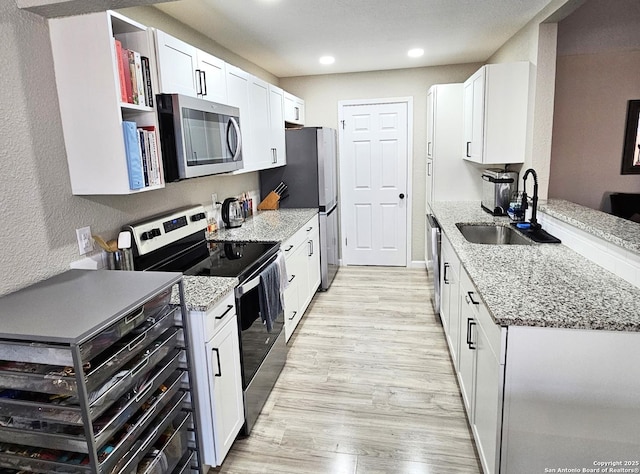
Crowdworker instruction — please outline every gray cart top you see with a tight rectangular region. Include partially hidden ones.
[0,270,181,344]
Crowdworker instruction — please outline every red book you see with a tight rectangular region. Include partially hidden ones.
[114,39,128,103]
[120,46,133,103]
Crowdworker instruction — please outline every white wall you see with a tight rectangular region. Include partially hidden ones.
[548,0,640,212]
[281,64,482,263]
[0,3,261,297]
[486,0,580,199]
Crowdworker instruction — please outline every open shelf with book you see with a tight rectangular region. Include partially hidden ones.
[49,10,164,195]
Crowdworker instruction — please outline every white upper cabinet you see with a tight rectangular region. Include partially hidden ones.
[269,85,286,167]
[155,29,227,103]
[284,91,305,126]
[49,10,164,195]
[463,62,531,165]
[226,65,253,171]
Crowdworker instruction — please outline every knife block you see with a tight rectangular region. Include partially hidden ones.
[258,191,280,210]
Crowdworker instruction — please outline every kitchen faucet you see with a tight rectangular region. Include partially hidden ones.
[521,168,540,229]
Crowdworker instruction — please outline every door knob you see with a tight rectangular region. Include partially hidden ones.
[399,193,405,199]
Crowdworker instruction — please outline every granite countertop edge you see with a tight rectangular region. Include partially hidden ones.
[170,208,318,311]
[431,201,640,332]
[538,199,640,254]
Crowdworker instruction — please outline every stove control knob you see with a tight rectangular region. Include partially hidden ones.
[191,212,206,222]
[141,228,161,241]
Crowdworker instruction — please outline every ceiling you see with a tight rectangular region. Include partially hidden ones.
[154,0,557,78]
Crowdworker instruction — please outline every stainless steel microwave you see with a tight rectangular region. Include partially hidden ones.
[156,93,243,181]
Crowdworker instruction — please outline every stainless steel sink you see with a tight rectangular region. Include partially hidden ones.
[455,223,534,245]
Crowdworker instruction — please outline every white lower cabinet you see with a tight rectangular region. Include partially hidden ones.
[283,215,321,342]
[457,269,504,474]
[440,234,505,474]
[440,233,461,368]
[188,291,243,467]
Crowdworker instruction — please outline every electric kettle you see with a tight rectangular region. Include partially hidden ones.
[222,197,245,229]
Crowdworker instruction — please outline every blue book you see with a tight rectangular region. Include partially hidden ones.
[122,121,144,190]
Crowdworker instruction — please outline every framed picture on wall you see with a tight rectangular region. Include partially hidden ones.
[621,100,640,174]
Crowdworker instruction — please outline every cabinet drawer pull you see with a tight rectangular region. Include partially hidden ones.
[466,318,477,350]
[212,347,222,377]
[127,332,147,352]
[308,240,313,257]
[288,311,297,321]
[195,68,202,95]
[285,244,294,252]
[466,141,471,158]
[288,274,296,283]
[130,357,150,378]
[215,304,234,320]
[427,141,432,157]
[443,263,450,284]
[427,160,432,177]
[124,307,144,325]
[201,70,207,96]
[467,291,479,305]
[306,227,313,232]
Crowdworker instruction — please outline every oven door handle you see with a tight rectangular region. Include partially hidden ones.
[236,274,261,297]
[235,252,279,297]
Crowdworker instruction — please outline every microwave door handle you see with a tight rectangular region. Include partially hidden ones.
[227,117,242,161]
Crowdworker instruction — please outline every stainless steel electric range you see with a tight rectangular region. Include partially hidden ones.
[124,205,286,435]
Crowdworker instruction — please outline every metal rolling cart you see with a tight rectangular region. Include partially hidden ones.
[0,270,202,473]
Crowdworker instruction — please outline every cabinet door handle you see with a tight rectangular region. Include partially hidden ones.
[427,160,432,177]
[466,141,471,158]
[308,240,313,257]
[467,291,479,305]
[215,304,234,320]
[195,68,202,95]
[288,274,296,283]
[201,70,207,96]
[443,262,450,284]
[427,141,432,157]
[212,347,222,377]
[288,311,297,321]
[466,318,477,350]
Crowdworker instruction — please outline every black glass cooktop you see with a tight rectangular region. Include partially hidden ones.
[184,241,279,281]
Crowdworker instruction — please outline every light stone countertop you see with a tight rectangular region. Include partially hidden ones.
[431,201,640,332]
[171,276,238,312]
[170,209,317,312]
[211,208,319,243]
[538,199,640,254]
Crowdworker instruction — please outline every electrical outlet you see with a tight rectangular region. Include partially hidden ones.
[76,226,94,255]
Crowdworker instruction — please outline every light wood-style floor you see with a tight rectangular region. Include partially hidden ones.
[214,266,482,473]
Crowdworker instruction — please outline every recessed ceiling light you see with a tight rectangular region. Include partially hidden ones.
[408,48,424,58]
[319,56,335,65]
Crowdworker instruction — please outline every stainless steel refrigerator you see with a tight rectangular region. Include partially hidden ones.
[259,127,339,290]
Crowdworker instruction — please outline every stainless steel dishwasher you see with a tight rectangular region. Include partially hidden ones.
[426,214,442,315]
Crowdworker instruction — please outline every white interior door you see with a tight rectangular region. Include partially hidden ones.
[340,100,409,266]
